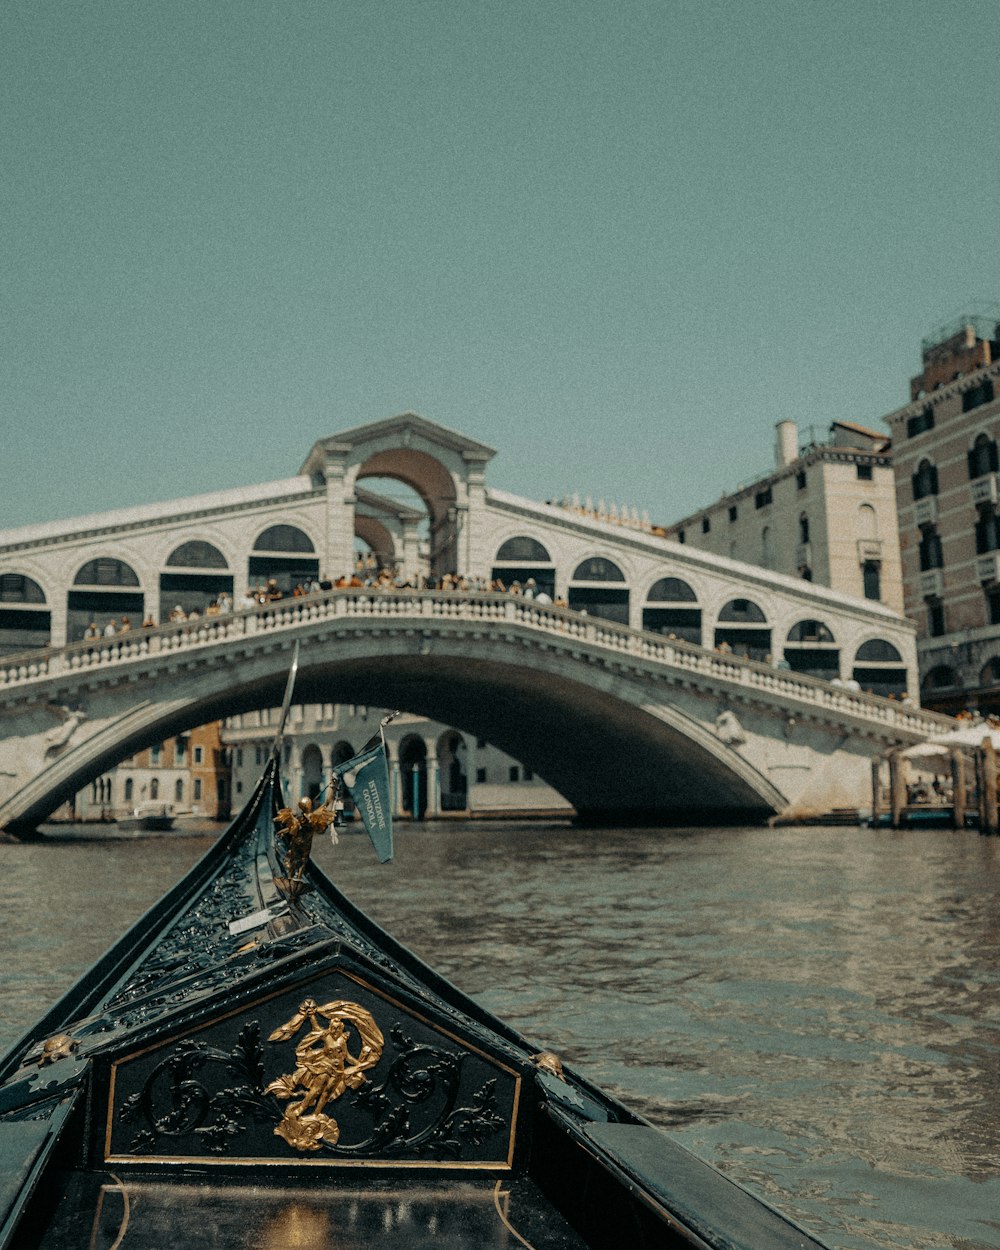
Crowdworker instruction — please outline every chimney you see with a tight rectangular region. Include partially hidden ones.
[775,420,798,469]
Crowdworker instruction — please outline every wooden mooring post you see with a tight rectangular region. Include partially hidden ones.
[888,750,906,829]
[950,747,966,831]
[870,756,883,823]
[979,738,998,836]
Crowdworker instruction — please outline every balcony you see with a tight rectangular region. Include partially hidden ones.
[976,552,1000,584]
[857,539,882,562]
[919,569,944,598]
[971,474,999,506]
[913,495,938,526]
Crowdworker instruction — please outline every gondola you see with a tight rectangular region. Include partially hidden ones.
[0,658,833,1250]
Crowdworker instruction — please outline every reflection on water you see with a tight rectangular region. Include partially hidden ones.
[2,819,1000,1249]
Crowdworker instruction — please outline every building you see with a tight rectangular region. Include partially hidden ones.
[74,721,230,822]
[222,705,573,819]
[882,313,1000,713]
[660,419,904,613]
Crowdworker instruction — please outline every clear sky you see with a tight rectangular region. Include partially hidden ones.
[4,1,999,531]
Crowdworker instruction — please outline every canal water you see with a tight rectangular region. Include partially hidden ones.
[2,818,999,1250]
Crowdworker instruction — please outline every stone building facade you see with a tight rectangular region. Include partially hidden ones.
[660,419,904,614]
[882,315,1000,713]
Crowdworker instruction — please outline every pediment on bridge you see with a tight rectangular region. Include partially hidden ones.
[301,413,497,480]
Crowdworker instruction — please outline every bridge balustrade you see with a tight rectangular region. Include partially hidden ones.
[0,588,949,738]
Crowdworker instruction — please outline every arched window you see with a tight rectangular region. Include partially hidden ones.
[853,638,907,698]
[492,536,555,598]
[857,504,878,541]
[646,577,697,602]
[569,557,629,624]
[150,778,160,801]
[715,599,770,661]
[856,639,902,663]
[968,432,999,479]
[980,657,1000,688]
[962,379,995,413]
[572,557,625,582]
[912,459,939,500]
[862,561,881,601]
[166,541,229,568]
[74,558,140,586]
[918,525,943,570]
[787,620,835,643]
[254,525,316,552]
[922,665,959,691]
[124,778,134,803]
[798,514,810,544]
[68,558,143,642]
[718,599,767,623]
[0,574,51,655]
[249,525,319,594]
[495,536,551,562]
[161,541,234,622]
[643,578,701,643]
[175,778,184,803]
[784,620,839,679]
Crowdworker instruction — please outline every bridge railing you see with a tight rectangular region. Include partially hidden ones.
[0,588,950,735]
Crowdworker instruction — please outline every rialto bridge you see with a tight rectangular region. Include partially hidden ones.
[0,589,948,834]
[0,413,944,831]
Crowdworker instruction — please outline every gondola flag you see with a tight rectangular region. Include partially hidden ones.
[336,722,395,863]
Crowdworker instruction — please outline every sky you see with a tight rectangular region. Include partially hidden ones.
[4,0,1000,532]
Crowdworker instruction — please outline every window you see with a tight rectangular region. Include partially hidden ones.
[150,744,161,765]
[253,525,315,553]
[73,558,140,587]
[862,561,881,600]
[918,525,943,570]
[194,778,202,801]
[476,767,487,784]
[975,506,1000,554]
[754,486,773,509]
[194,746,203,764]
[968,433,999,479]
[150,778,159,800]
[798,514,810,544]
[912,459,939,499]
[175,778,184,802]
[166,541,228,568]
[962,379,995,413]
[856,464,873,481]
[701,516,710,534]
[677,530,686,543]
[728,505,738,522]
[796,470,806,490]
[476,737,487,749]
[927,598,946,637]
[907,404,935,437]
[509,766,520,782]
[236,780,243,795]
[175,736,187,765]
[124,778,133,802]
[987,585,1000,625]
[0,574,45,603]
[236,748,243,767]
[572,557,625,582]
[495,536,551,562]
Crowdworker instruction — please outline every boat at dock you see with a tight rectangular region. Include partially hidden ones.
[0,660,833,1249]
[115,803,175,833]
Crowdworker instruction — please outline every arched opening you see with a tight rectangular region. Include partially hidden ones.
[853,638,908,698]
[568,557,629,624]
[437,730,468,811]
[353,515,396,581]
[492,536,555,598]
[68,558,144,642]
[355,449,457,581]
[715,599,770,661]
[175,777,184,804]
[0,573,51,655]
[857,504,878,541]
[398,735,428,820]
[161,541,234,622]
[923,665,959,692]
[642,577,701,644]
[968,432,999,479]
[301,743,324,801]
[249,526,319,597]
[124,777,134,804]
[784,619,839,679]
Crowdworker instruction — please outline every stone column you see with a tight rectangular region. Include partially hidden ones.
[322,443,355,580]
[981,738,997,835]
[391,761,403,818]
[888,750,907,829]
[870,756,882,823]
[427,748,440,817]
